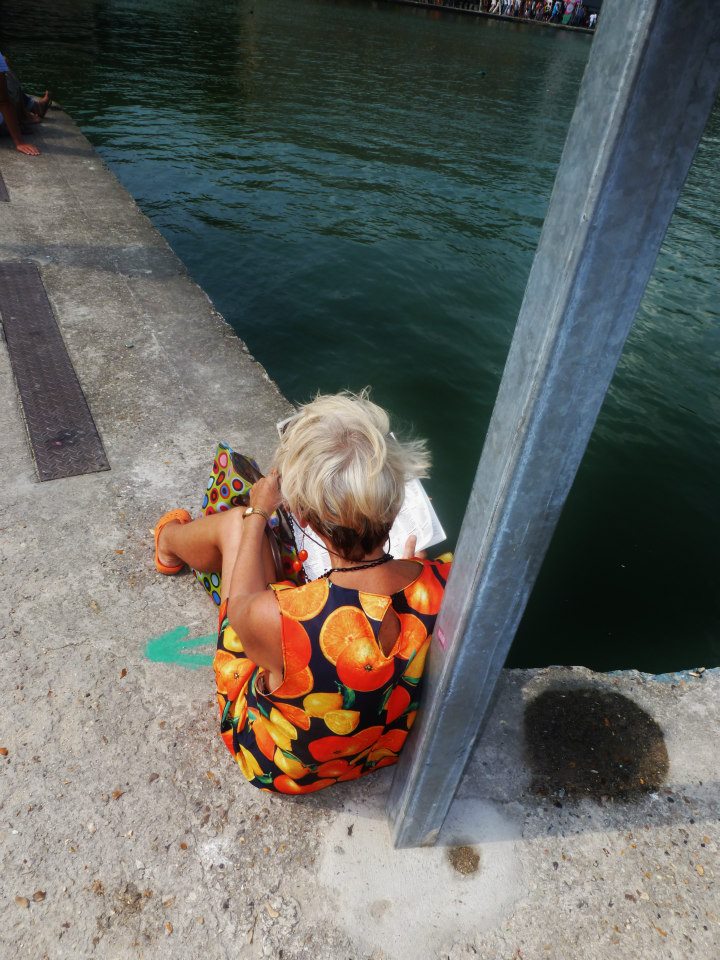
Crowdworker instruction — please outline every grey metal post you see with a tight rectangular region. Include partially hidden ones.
[388,0,720,848]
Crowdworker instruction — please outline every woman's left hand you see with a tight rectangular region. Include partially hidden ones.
[249,468,283,516]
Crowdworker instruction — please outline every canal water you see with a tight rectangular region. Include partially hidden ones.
[2,0,718,672]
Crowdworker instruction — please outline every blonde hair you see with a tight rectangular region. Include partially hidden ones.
[274,390,430,560]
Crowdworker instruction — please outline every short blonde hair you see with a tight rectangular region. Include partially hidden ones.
[274,390,430,560]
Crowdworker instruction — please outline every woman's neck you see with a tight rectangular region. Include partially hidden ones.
[328,548,387,570]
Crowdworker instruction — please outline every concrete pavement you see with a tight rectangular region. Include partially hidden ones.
[0,111,717,960]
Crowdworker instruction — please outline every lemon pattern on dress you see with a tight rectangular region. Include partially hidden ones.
[213,560,450,794]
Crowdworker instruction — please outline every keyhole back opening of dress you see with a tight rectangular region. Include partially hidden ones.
[377,606,401,657]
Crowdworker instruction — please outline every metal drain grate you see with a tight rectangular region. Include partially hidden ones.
[0,170,8,201]
[0,261,109,481]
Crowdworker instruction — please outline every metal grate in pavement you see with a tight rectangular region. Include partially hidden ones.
[0,170,8,201]
[0,261,109,481]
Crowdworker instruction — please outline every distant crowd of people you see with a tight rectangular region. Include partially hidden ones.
[418,0,599,28]
[487,0,597,26]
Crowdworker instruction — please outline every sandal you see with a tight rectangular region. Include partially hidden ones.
[153,508,192,575]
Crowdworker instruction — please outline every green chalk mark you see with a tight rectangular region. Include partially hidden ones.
[144,626,215,669]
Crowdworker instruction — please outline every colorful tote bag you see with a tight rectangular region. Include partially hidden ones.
[193,442,305,605]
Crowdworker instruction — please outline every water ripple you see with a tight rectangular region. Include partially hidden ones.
[4,0,719,671]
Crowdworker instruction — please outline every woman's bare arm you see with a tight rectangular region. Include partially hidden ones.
[0,73,39,155]
[226,471,284,680]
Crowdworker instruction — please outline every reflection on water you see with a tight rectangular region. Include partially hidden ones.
[2,0,718,671]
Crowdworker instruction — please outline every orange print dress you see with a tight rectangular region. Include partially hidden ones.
[213,559,450,794]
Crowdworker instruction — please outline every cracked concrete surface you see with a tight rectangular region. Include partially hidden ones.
[0,112,718,960]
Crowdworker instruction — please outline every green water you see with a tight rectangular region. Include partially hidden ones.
[2,0,718,672]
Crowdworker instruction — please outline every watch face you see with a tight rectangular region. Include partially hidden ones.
[244,506,253,517]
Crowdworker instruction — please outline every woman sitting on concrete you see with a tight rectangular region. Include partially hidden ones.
[154,392,450,794]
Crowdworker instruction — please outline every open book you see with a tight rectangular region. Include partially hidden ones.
[277,414,446,581]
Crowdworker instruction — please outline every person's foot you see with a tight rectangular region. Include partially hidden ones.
[153,508,192,574]
[36,90,51,117]
[156,520,182,568]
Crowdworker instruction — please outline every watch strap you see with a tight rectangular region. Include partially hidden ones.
[243,506,270,523]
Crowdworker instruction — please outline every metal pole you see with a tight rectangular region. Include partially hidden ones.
[388,0,720,848]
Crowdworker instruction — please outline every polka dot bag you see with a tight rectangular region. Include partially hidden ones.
[193,442,305,604]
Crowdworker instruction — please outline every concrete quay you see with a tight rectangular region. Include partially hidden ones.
[0,112,718,960]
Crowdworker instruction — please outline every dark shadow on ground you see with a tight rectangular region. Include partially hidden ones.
[294,678,706,846]
[524,687,669,799]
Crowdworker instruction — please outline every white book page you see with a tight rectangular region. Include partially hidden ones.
[390,478,445,555]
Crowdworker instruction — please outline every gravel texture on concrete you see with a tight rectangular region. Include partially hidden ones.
[1,112,718,960]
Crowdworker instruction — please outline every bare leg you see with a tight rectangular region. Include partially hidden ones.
[17,98,39,128]
[158,509,277,602]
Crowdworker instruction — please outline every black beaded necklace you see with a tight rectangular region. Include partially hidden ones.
[321,553,394,579]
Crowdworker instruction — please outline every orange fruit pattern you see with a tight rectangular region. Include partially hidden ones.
[319,605,375,664]
[281,618,312,675]
[214,559,449,794]
[272,701,312,731]
[309,725,385,763]
[272,666,314,700]
[336,636,395,692]
[275,577,330,621]
[385,686,411,725]
[394,612,428,660]
[358,591,392,622]
[404,563,449,616]
[213,651,255,702]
